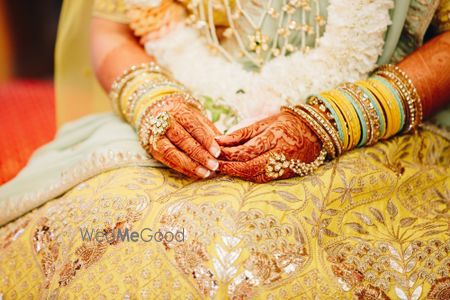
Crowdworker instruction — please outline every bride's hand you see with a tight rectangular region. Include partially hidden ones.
[216,111,322,183]
[146,94,222,179]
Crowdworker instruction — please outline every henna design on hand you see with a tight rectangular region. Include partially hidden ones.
[218,111,322,183]
[215,116,277,146]
[151,137,211,179]
[145,94,222,178]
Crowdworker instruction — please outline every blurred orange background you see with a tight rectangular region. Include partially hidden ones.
[0,0,62,184]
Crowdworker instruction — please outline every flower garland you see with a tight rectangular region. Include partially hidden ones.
[145,0,394,121]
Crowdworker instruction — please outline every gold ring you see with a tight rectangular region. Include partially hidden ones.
[149,111,171,149]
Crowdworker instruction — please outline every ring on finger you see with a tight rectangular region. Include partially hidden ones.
[139,111,171,150]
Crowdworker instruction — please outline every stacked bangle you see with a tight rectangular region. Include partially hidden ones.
[342,83,381,146]
[375,64,423,132]
[282,105,338,158]
[354,83,385,142]
[109,62,204,145]
[328,89,361,150]
[308,95,345,143]
[287,64,422,161]
[109,62,170,118]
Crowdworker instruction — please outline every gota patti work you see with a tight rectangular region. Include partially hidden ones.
[1,129,449,298]
[1,0,450,299]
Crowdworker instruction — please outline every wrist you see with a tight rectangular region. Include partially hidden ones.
[282,65,422,161]
[109,62,203,129]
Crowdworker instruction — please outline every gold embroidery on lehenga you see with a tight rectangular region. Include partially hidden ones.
[157,197,310,298]
[1,218,30,250]
[0,128,449,298]
[58,210,143,287]
[327,195,450,296]
[33,217,60,289]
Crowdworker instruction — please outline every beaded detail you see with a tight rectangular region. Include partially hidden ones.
[184,0,328,68]
[265,149,327,179]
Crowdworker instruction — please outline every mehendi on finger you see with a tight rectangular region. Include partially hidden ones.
[219,111,322,182]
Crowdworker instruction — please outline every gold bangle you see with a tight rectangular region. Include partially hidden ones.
[281,105,336,159]
[376,64,423,130]
[297,104,343,156]
[341,83,381,146]
[327,89,361,150]
[110,62,170,118]
[320,92,350,150]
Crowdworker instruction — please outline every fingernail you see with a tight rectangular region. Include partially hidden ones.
[207,159,219,171]
[196,167,211,178]
[209,145,221,158]
[215,135,225,140]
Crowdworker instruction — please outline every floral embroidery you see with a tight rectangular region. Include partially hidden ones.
[0,128,448,298]
[173,240,209,274]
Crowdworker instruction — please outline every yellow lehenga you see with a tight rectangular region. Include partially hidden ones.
[1,130,449,299]
[1,0,450,299]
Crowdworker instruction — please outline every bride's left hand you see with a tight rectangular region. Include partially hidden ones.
[216,111,322,183]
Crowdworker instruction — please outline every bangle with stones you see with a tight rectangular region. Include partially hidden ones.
[265,149,327,179]
[355,82,386,142]
[375,71,413,131]
[307,95,343,142]
[376,64,423,131]
[338,86,370,147]
[327,89,361,150]
[120,72,168,116]
[281,105,337,159]
[109,62,170,118]
[375,67,421,132]
[126,80,186,123]
[367,77,404,137]
[296,104,343,156]
[341,82,382,146]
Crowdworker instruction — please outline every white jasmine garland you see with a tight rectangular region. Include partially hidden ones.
[145,0,394,121]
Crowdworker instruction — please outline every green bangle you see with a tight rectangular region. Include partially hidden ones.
[356,85,386,139]
[338,88,368,147]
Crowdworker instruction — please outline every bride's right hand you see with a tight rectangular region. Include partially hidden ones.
[145,94,222,179]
